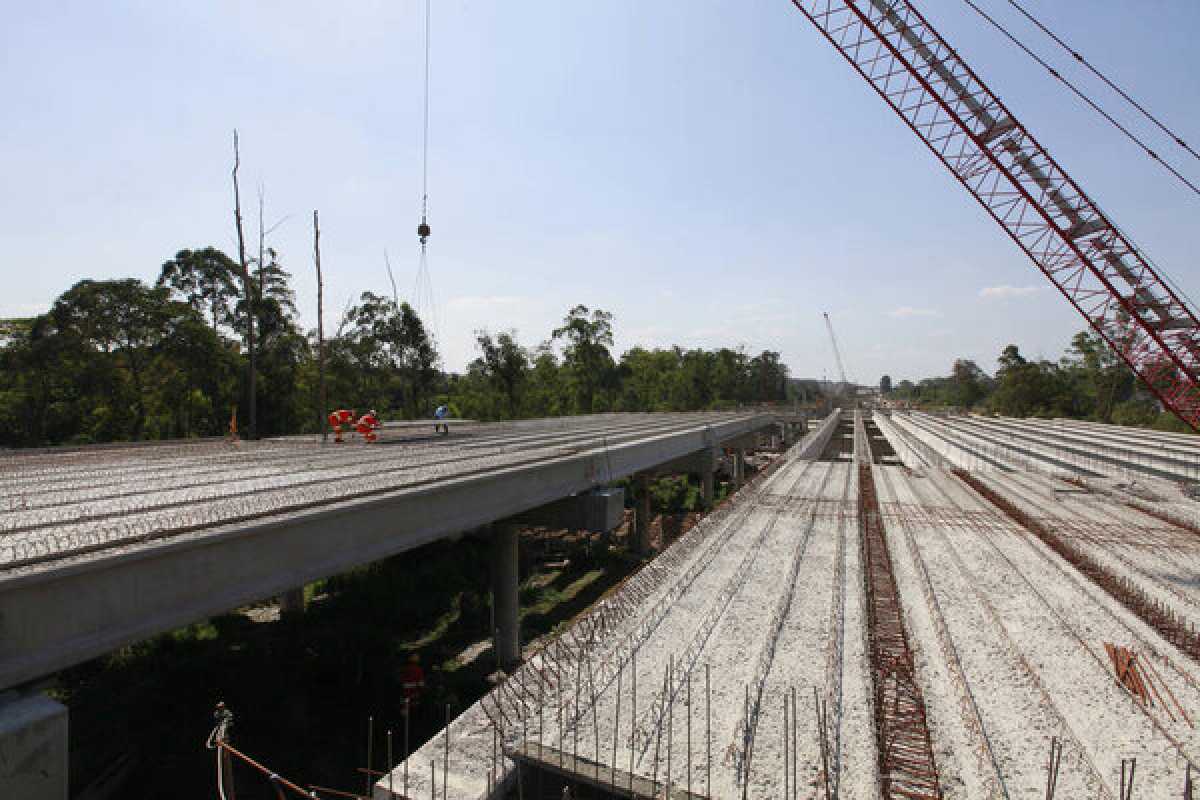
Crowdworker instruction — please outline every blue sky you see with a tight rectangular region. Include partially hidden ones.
[4,1,1200,384]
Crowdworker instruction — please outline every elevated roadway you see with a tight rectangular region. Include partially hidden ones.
[0,412,781,692]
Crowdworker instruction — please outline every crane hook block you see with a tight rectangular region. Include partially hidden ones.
[417,220,431,242]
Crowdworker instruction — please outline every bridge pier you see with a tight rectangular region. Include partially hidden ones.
[0,693,67,800]
[700,449,715,508]
[491,523,521,671]
[634,474,653,555]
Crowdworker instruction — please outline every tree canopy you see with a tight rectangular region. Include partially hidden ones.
[1,248,797,447]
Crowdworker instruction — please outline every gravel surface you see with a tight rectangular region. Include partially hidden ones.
[380,411,1200,798]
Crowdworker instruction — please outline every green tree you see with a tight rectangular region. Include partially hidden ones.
[473,330,529,418]
[49,280,184,439]
[552,305,615,413]
[157,248,239,333]
[336,293,439,418]
[949,359,990,408]
[1063,329,1135,422]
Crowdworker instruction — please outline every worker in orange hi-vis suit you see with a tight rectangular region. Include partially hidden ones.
[327,409,356,443]
[355,410,381,443]
[399,654,425,714]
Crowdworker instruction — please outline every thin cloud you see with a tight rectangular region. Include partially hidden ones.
[979,285,1044,299]
[888,306,940,318]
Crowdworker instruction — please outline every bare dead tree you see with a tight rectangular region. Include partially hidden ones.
[384,249,399,306]
[314,210,327,442]
[232,130,256,439]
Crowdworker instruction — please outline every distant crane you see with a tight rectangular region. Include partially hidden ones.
[823,312,850,393]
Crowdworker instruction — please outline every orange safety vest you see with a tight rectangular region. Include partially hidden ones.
[329,409,355,426]
[400,664,425,700]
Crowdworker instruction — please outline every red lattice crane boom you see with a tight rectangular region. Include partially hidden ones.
[789,0,1200,429]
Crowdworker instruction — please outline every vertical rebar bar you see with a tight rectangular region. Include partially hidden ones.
[815,687,831,800]
[366,716,375,800]
[652,666,666,792]
[783,694,790,800]
[630,650,638,794]
[430,759,436,800]
[404,700,410,798]
[388,729,394,799]
[667,657,674,798]
[791,686,798,800]
[1045,736,1061,800]
[612,665,623,790]
[686,671,692,797]
[588,655,600,768]
[443,704,450,800]
[706,664,712,800]
[573,655,582,770]
[742,685,751,800]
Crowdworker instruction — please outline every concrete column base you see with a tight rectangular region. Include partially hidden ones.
[0,693,68,800]
[492,524,521,671]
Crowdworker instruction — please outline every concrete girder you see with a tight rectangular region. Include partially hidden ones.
[0,414,776,691]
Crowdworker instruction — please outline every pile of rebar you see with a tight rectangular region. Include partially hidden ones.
[857,462,941,799]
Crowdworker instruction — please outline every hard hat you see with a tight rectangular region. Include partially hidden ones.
[369,410,377,417]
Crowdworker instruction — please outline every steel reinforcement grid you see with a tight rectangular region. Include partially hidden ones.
[952,468,1200,669]
[858,462,942,799]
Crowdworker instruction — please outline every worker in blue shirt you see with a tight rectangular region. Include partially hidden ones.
[434,405,449,435]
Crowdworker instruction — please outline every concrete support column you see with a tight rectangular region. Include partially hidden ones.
[700,449,715,509]
[634,474,653,555]
[279,587,306,618]
[491,523,521,671]
[0,693,67,800]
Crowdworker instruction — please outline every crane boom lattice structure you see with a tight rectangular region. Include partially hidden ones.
[790,0,1200,429]
[824,311,850,387]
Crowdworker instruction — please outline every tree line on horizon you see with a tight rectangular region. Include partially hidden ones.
[879,328,1193,433]
[0,246,792,448]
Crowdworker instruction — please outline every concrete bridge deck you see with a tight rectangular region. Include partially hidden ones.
[0,412,781,692]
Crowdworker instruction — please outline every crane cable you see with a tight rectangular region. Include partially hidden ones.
[414,0,440,350]
[1002,0,1200,166]
[957,0,1200,199]
[421,0,431,228]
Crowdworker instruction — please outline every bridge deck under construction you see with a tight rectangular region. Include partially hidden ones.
[385,411,1200,799]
